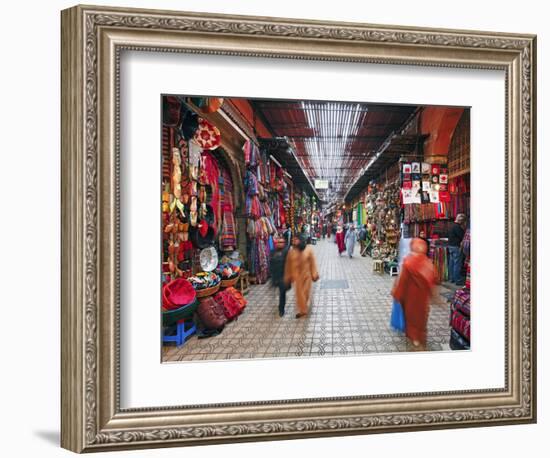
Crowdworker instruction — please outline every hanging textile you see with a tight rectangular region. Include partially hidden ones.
[356,202,363,227]
[220,169,237,251]
[199,151,220,234]
[429,242,448,284]
[244,144,271,284]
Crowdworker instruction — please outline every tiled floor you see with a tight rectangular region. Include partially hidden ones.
[162,238,452,362]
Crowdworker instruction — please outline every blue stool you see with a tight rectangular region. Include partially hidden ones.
[163,319,196,347]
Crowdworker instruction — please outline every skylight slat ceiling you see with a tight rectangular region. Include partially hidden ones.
[254,100,416,203]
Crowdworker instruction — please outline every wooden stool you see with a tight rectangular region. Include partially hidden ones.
[238,270,250,295]
[373,260,384,274]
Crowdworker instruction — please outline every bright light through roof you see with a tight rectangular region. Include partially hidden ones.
[300,101,366,199]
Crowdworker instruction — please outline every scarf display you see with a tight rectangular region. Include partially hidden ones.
[199,151,220,234]
[403,222,431,238]
[450,288,470,344]
[449,174,470,217]
[428,241,448,283]
[220,168,237,251]
[244,144,270,284]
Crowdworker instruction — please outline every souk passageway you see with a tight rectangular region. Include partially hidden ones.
[161,96,472,362]
[162,237,453,362]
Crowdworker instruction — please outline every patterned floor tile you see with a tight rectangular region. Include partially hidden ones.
[163,239,453,362]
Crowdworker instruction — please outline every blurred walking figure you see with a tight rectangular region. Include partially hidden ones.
[335,226,345,256]
[269,237,290,317]
[391,238,436,350]
[284,234,320,318]
[345,224,358,258]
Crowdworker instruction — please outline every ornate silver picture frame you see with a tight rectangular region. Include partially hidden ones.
[61,4,536,452]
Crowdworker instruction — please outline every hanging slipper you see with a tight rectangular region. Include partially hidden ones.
[168,240,176,256]
[199,185,206,203]
[173,183,182,200]
[190,196,198,227]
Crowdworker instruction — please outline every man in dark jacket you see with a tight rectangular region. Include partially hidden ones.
[448,213,467,285]
[282,223,292,249]
[270,237,290,317]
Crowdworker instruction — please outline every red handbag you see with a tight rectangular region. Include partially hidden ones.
[197,297,228,330]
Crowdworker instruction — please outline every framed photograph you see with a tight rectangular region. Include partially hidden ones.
[61,4,536,453]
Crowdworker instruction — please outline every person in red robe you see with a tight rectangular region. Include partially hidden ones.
[391,238,437,350]
[335,226,345,256]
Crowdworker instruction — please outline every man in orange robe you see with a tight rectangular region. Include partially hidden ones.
[392,238,436,349]
[284,235,320,318]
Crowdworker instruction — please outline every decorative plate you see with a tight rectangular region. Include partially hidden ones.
[199,246,218,272]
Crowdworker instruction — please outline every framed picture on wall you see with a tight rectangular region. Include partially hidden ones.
[61,4,536,453]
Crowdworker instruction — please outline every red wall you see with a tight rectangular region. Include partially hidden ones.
[420,106,464,157]
[227,99,273,138]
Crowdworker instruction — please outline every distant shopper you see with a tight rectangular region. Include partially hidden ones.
[302,223,311,244]
[391,238,437,350]
[345,224,358,258]
[282,223,292,248]
[284,234,319,318]
[448,214,467,285]
[335,226,346,256]
[269,237,290,317]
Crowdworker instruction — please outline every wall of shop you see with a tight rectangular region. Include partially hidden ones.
[227,99,273,138]
[420,106,464,162]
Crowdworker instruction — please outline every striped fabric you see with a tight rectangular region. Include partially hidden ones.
[220,169,237,250]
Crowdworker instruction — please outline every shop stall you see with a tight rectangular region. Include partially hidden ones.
[161,96,249,345]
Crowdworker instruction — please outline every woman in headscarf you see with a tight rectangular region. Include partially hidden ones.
[335,226,345,256]
[284,234,320,318]
[344,224,358,258]
[391,238,436,350]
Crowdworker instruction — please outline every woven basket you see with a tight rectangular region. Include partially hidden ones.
[194,282,220,298]
[220,274,240,288]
